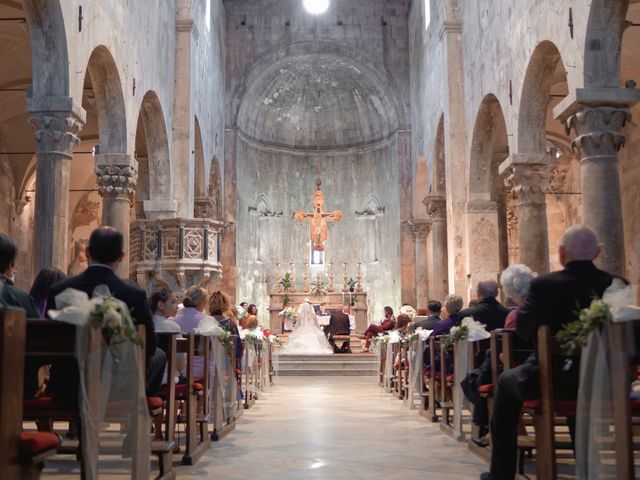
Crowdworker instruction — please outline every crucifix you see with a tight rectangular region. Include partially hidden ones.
[294,175,343,252]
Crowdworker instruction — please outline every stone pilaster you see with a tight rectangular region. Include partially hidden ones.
[410,219,432,309]
[501,153,551,274]
[423,195,448,301]
[95,153,138,277]
[28,101,85,274]
[465,200,500,299]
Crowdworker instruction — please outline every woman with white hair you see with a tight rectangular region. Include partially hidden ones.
[499,264,536,329]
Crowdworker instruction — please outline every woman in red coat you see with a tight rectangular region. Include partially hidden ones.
[362,306,396,351]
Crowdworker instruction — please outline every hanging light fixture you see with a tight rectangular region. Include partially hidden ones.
[303,0,330,15]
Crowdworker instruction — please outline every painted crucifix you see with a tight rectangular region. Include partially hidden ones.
[294,177,343,251]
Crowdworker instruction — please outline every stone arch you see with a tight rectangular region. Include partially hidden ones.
[518,41,568,154]
[467,95,510,286]
[584,0,630,88]
[194,117,206,198]
[134,91,173,218]
[22,0,69,97]
[84,46,127,154]
[468,95,509,201]
[413,154,429,218]
[207,156,222,220]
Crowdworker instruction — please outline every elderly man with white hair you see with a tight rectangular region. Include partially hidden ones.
[500,264,536,329]
[481,225,625,480]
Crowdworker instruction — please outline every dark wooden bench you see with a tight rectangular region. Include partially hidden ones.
[419,335,441,422]
[1,308,60,479]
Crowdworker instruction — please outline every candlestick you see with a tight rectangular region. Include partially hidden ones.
[275,263,281,293]
[342,261,348,291]
[303,262,309,293]
[328,263,335,292]
[357,262,363,292]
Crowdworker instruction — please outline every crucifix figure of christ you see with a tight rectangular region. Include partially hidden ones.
[294,178,343,251]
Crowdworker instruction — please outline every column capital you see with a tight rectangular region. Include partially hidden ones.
[95,153,138,201]
[423,195,446,222]
[28,109,84,158]
[500,158,551,205]
[409,219,432,241]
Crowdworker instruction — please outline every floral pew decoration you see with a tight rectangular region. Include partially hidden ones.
[556,279,640,480]
[404,328,433,409]
[48,285,150,479]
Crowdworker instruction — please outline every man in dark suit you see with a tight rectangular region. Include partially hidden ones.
[481,225,620,480]
[327,308,351,353]
[409,300,442,331]
[0,234,39,318]
[459,279,510,331]
[47,227,165,397]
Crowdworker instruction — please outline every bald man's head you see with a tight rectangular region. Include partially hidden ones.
[477,279,499,299]
[559,225,601,265]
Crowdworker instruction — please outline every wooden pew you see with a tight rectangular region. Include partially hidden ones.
[521,325,580,480]
[378,342,386,386]
[1,308,60,480]
[419,335,441,422]
[23,320,175,479]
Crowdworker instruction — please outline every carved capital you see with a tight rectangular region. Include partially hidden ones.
[565,105,632,160]
[410,219,432,241]
[28,111,83,158]
[504,163,550,205]
[423,195,446,222]
[95,154,138,200]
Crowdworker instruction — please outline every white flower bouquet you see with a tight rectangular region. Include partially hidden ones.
[399,305,417,318]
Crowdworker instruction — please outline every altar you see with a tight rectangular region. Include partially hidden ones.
[268,292,368,334]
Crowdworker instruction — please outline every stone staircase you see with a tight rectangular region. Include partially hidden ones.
[275,353,378,376]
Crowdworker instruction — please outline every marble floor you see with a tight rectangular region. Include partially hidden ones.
[178,376,487,480]
[42,377,488,479]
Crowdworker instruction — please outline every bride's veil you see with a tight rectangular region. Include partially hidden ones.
[296,301,316,329]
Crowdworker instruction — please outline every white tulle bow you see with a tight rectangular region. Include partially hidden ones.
[48,284,118,326]
[459,316,491,341]
[603,279,640,323]
[415,327,433,340]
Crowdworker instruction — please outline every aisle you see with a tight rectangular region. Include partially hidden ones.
[181,377,486,479]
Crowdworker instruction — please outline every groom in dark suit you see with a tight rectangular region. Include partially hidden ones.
[47,227,165,400]
[327,308,351,353]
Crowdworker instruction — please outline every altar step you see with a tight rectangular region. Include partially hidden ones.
[275,353,378,376]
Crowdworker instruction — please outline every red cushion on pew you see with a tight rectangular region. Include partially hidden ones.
[631,398,640,412]
[479,384,493,394]
[147,397,163,410]
[23,397,55,410]
[522,399,577,417]
[19,432,61,454]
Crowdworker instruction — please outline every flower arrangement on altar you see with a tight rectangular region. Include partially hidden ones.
[279,306,298,321]
[309,275,328,299]
[399,305,417,319]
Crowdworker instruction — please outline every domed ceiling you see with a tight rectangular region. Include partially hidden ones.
[237,53,399,149]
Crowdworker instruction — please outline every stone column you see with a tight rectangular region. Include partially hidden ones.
[554,88,640,275]
[500,154,551,275]
[567,106,628,274]
[95,154,138,277]
[28,102,84,273]
[411,219,431,310]
[424,195,448,301]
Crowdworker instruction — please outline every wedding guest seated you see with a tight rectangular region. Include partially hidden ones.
[409,300,442,332]
[459,279,510,331]
[213,292,243,367]
[25,268,67,399]
[30,268,67,319]
[362,306,396,351]
[47,226,164,397]
[0,234,39,318]
[463,264,536,446]
[482,225,623,480]
[240,304,257,329]
[432,295,464,337]
[174,286,217,380]
[245,314,259,331]
[151,288,180,333]
[394,314,412,335]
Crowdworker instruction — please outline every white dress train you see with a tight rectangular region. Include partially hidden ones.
[281,302,333,355]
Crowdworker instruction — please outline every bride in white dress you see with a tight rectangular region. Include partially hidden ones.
[281,301,333,355]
